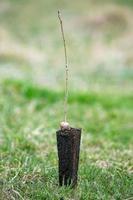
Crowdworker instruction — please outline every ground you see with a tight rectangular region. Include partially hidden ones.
[0,0,133,199]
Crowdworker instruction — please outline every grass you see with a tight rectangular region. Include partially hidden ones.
[0,80,133,199]
[0,0,133,199]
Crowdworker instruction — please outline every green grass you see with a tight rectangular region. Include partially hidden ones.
[0,80,133,199]
[0,0,133,199]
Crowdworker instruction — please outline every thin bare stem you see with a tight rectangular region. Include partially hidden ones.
[58,10,68,122]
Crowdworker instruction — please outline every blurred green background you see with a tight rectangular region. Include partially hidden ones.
[0,0,133,199]
[0,0,133,90]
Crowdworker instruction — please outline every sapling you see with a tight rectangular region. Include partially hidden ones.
[58,10,70,130]
[56,11,82,187]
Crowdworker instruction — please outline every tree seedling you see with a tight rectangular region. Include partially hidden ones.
[56,11,82,188]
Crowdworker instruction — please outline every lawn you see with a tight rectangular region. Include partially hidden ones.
[0,0,133,199]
